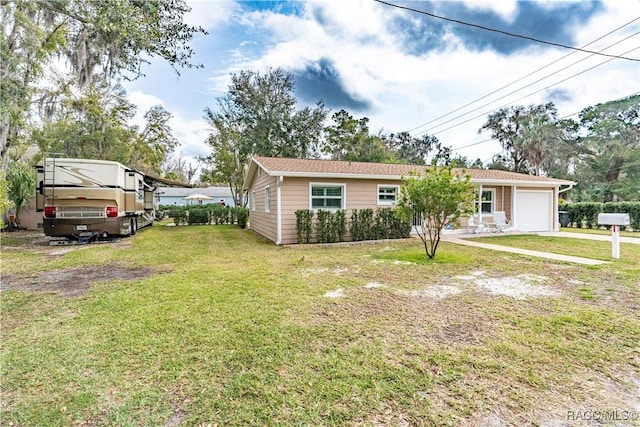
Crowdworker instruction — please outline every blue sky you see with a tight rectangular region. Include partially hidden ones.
[123,0,640,169]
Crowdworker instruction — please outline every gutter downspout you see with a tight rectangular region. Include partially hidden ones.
[558,183,575,195]
[478,184,483,224]
[276,175,283,245]
[512,185,517,230]
[556,183,575,232]
[553,186,559,231]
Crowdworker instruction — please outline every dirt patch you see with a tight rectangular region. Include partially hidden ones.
[324,288,345,298]
[364,281,387,289]
[460,363,640,427]
[1,229,133,255]
[400,285,463,299]
[302,266,359,277]
[471,274,559,300]
[312,287,495,347]
[1,265,161,297]
[452,271,560,300]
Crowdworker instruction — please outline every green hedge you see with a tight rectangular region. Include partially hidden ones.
[295,210,313,243]
[159,204,249,228]
[559,202,640,231]
[295,208,411,244]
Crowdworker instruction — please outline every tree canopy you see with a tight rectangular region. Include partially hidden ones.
[1,0,205,169]
[478,103,579,175]
[201,68,328,206]
[398,164,474,259]
[30,79,179,174]
[575,94,640,202]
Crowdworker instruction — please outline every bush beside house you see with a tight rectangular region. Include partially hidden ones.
[559,202,640,231]
[160,204,249,228]
[295,208,411,244]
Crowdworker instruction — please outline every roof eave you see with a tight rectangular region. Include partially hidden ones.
[265,170,574,186]
[473,178,576,186]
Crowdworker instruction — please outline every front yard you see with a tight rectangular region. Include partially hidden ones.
[1,225,639,426]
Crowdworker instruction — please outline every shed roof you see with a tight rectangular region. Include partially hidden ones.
[246,156,575,188]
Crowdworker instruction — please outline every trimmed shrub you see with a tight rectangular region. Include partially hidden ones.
[295,210,314,243]
[296,208,411,244]
[374,208,412,239]
[187,208,209,225]
[333,209,347,242]
[210,204,228,224]
[350,208,376,241]
[559,202,640,231]
[164,206,187,225]
[236,207,249,229]
[315,210,336,243]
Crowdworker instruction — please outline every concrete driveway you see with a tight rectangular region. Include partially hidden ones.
[537,231,640,245]
[442,230,639,265]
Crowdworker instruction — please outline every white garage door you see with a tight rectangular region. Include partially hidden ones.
[515,191,552,231]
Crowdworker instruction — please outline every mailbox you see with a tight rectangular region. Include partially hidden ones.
[597,213,629,260]
[597,213,630,226]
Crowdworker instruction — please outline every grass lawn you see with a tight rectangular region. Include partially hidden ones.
[560,227,640,238]
[471,233,640,262]
[2,225,639,426]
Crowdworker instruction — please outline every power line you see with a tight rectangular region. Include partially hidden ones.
[414,31,640,137]
[429,46,639,137]
[372,0,640,62]
[407,17,640,135]
[452,138,493,152]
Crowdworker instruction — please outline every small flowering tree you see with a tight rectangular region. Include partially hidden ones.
[398,164,474,259]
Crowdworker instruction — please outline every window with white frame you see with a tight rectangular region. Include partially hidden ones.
[251,191,256,211]
[310,184,344,210]
[377,185,400,205]
[264,186,271,212]
[474,189,495,214]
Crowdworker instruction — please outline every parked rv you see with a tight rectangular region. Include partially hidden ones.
[35,158,157,240]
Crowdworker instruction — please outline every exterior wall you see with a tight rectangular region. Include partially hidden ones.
[7,199,41,230]
[249,170,278,243]
[279,177,403,245]
[250,172,558,244]
[457,185,513,229]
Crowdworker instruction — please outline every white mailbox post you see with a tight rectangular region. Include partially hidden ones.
[597,213,630,259]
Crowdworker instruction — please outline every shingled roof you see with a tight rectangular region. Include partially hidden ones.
[247,156,575,187]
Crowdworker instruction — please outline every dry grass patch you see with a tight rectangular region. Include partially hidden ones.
[1,228,639,426]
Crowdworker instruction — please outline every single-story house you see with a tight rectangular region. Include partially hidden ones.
[244,156,576,245]
[157,186,235,207]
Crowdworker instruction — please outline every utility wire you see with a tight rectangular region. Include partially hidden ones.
[407,17,640,134]
[427,46,639,137]
[373,0,640,62]
[452,138,493,152]
[450,109,585,154]
[414,31,640,137]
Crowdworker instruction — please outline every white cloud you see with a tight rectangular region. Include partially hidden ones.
[159,0,639,166]
[170,116,211,162]
[184,0,238,30]
[127,90,211,166]
[459,0,518,23]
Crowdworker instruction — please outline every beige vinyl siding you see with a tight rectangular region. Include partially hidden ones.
[262,173,554,244]
[248,170,278,243]
[279,178,404,244]
[455,186,514,229]
[479,185,512,219]
[280,177,310,244]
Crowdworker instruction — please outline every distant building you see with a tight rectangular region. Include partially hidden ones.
[157,186,235,207]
